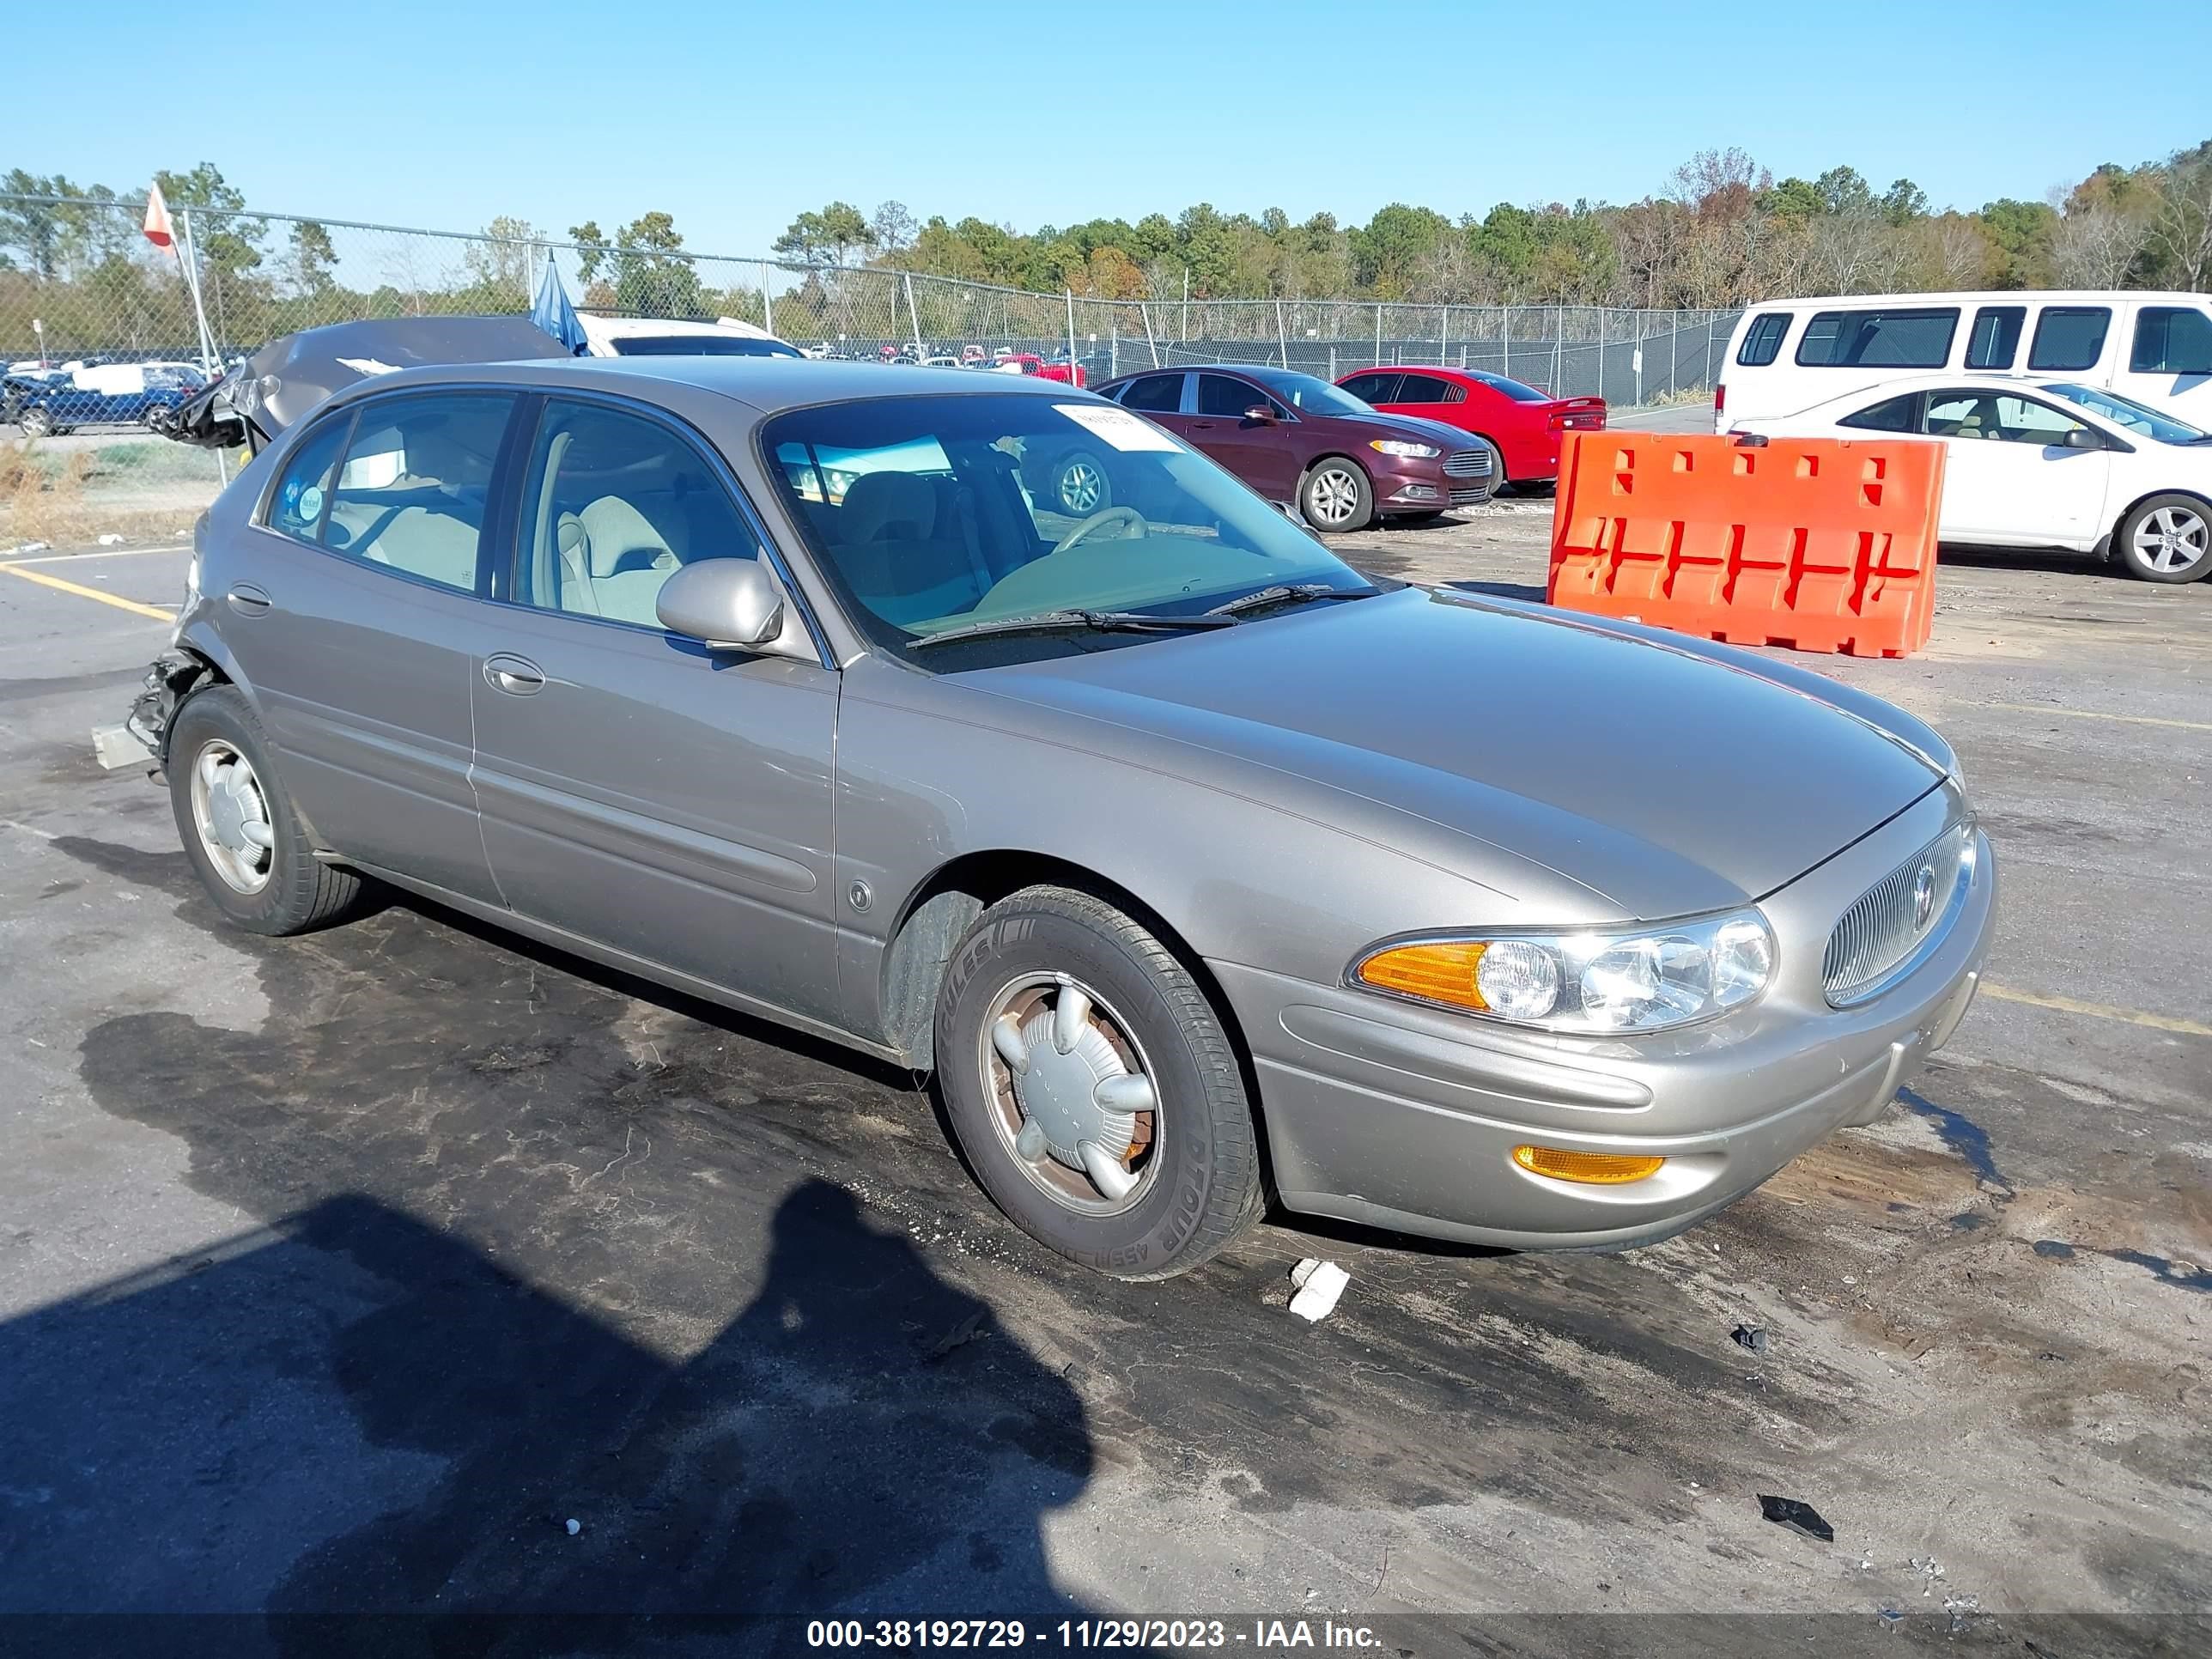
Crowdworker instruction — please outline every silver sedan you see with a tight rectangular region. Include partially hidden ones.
[125,356,1995,1279]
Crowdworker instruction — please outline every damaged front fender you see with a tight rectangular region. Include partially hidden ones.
[123,650,216,771]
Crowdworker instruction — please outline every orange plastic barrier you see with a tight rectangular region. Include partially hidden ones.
[1546,432,1945,659]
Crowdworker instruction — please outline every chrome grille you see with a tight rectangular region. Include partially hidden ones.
[1822,823,1973,1006]
[1443,448,1490,478]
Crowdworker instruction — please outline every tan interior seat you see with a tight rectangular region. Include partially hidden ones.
[834,471,987,626]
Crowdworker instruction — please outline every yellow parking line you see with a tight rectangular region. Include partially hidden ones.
[0,562,176,622]
[1981,981,2212,1038]
[1990,702,2212,734]
[6,546,177,564]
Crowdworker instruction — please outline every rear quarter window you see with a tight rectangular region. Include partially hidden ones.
[1736,313,1791,367]
[1796,308,1959,368]
[1838,392,1921,433]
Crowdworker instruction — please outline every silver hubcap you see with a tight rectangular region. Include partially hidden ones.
[188,739,275,894]
[1309,465,1360,527]
[1058,459,1103,514]
[981,974,1160,1215]
[2132,507,2208,574]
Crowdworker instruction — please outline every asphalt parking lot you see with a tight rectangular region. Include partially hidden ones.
[1,510,2206,1651]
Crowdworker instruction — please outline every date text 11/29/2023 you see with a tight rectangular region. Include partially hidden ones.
[805,1619,1383,1650]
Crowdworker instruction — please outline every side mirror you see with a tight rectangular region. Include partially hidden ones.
[656,558,800,656]
[2060,427,2102,451]
[1243,404,1277,425]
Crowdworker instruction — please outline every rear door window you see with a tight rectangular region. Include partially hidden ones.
[2130,307,2212,374]
[1117,373,1184,413]
[320,393,514,592]
[1736,313,1791,367]
[1395,374,1455,403]
[1964,306,2025,370]
[1796,308,1959,368]
[1340,373,1402,404]
[2027,307,2111,372]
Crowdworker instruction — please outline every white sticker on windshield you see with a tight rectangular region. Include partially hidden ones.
[1054,403,1183,453]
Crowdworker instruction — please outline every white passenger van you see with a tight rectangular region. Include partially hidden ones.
[1716,291,2212,432]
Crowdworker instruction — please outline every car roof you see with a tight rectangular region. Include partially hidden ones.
[1745,289,2211,310]
[353,353,1090,416]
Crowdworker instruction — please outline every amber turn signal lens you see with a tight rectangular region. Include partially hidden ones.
[1511,1145,1667,1185]
[1356,940,1489,1011]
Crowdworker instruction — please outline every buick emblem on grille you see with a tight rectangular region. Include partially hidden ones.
[1911,861,1938,930]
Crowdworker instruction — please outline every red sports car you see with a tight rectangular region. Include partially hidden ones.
[1335,366,1605,491]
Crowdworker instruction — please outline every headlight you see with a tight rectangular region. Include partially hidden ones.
[1369,439,1440,459]
[1352,909,1778,1034]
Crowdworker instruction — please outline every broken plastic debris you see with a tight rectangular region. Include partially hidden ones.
[1756,1494,1834,1542]
[14,540,52,554]
[96,532,125,546]
[1731,1324,1769,1352]
[563,1518,580,1537]
[1288,1258,1349,1322]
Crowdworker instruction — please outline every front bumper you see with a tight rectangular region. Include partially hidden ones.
[1373,449,1492,513]
[1210,785,1994,1251]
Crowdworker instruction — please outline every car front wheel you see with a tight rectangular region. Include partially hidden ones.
[2116,495,2212,583]
[1300,458,1373,531]
[17,405,52,437]
[1053,448,1111,516]
[167,685,364,935]
[934,884,1264,1279]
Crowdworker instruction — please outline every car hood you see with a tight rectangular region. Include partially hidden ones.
[967,588,1945,915]
[1322,410,1474,451]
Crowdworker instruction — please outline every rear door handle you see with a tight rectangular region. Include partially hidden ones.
[483,653,546,696]
[226,583,271,616]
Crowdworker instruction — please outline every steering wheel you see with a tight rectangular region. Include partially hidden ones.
[1049,505,1145,556]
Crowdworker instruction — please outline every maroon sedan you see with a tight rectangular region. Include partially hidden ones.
[1076,364,1492,530]
[1336,366,1605,492]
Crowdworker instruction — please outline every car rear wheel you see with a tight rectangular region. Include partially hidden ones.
[1301,457,1373,531]
[2116,495,2212,583]
[1052,448,1112,516]
[17,405,52,438]
[167,685,364,935]
[934,884,1264,1279]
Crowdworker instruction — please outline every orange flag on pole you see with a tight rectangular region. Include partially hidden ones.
[143,184,177,257]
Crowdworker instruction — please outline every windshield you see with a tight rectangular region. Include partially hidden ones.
[763,392,1368,665]
[2040,381,2206,444]
[1241,368,1374,417]
[611,335,801,358]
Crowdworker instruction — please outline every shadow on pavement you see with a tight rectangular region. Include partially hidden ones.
[0,1182,1091,1650]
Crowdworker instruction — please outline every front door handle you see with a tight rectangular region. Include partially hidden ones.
[226,583,271,617]
[483,653,546,696]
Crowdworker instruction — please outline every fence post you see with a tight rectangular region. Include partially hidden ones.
[1670,308,1678,397]
[1275,298,1288,369]
[1597,308,1606,403]
[1182,270,1189,343]
[1439,303,1448,364]
[1140,301,1160,368]
[1707,313,1717,389]
[761,261,774,338]
[1633,311,1644,406]
[1501,305,1509,379]
[1065,289,1079,380]
[902,271,924,358]
[1374,302,1382,369]
[1553,307,1562,395]
[1110,321,1118,378]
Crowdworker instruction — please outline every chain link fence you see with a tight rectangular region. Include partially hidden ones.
[3,194,1740,405]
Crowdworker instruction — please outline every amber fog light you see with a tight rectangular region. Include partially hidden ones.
[1512,1145,1666,1185]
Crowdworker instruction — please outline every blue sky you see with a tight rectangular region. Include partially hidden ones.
[15,0,2211,254]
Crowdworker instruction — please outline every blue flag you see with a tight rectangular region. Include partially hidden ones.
[532,257,589,356]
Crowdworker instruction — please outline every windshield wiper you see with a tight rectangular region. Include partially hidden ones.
[909,608,1238,650]
[1205,582,1378,619]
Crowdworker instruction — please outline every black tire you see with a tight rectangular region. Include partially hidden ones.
[1050,447,1112,516]
[934,884,1263,1279]
[17,405,52,438]
[2113,493,2212,584]
[167,684,363,935]
[1300,455,1374,532]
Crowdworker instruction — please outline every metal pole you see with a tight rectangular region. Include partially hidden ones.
[902,270,924,359]
[1707,313,1717,391]
[1597,307,1606,404]
[1439,303,1448,364]
[1553,307,1562,394]
[1670,309,1678,398]
[761,260,774,338]
[1502,305,1510,378]
[1140,301,1160,368]
[1182,270,1188,343]
[1110,320,1119,378]
[1066,289,1079,380]
[1275,298,1288,369]
[177,209,228,486]
[1633,312,1643,406]
[1375,302,1382,369]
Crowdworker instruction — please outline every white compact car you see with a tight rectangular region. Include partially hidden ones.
[575,315,803,360]
[1728,374,2212,583]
